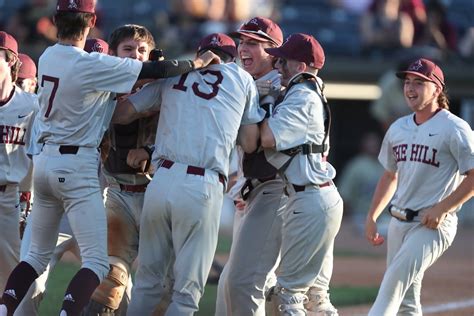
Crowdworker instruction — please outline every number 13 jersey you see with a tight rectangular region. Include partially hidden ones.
[128,62,263,177]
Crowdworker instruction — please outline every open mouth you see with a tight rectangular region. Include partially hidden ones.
[241,55,253,68]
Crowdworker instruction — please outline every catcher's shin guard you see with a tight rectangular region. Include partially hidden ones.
[82,299,115,316]
[265,286,280,316]
[87,262,128,314]
[266,286,308,316]
[304,288,338,316]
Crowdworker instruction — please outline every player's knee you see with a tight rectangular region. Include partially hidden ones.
[90,262,128,310]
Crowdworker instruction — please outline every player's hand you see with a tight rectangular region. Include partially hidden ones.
[126,148,149,170]
[194,50,221,69]
[421,205,449,229]
[234,198,247,211]
[258,81,280,97]
[256,80,272,96]
[365,218,385,246]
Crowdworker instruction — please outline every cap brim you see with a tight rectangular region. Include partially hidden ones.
[396,70,434,82]
[229,31,278,45]
[264,47,289,60]
[396,70,445,88]
[0,46,17,55]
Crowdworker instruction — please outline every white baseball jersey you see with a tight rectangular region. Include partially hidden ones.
[36,45,141,147]
[267,75,335,185]
[0,86,39,184]
[128,63,264,176]
[379,109,474,211]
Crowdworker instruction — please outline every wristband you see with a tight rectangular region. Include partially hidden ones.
[142,145,155,159]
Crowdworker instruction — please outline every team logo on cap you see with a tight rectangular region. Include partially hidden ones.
[93,42,104,52]
[210,36,220,47]
[409,59,423,71]
[248,18,259,26]
[68,0,78,9]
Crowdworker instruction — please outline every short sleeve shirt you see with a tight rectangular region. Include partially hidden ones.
[36,44,141,147]
[379,109,474,211]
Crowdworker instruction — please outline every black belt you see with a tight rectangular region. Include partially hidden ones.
[0,185,7,192]
[159,159,225,185]
[119,184,148,193]
[388,205,419,222]
[241,175,277,201]
[59,145,79,155]
[292,181,331,192]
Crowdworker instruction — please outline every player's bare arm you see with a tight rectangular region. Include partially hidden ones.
[112,99,144,124]
[421,168,474,229]
[193,50,221,68]
[365,170,398,246]
[259,119,276,148]
[237,124,259,153]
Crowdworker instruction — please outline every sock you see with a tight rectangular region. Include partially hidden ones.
[60,268,100,316]
[1,261,39,316]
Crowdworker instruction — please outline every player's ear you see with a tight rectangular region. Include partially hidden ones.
[297,61,306,73]
[89,14,97,28]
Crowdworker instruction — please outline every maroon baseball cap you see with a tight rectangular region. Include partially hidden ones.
[18,53,37,79]
[396,58,445,88]
[84,38,109,54]
[0,31,18,56]
[230,17,283,46]
[265,33,325,69]
[56,0,95,13]
[197,33,237,59]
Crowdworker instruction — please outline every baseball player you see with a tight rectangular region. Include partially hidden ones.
[112,32,264,316]
[15,39,107,316]
[15,52,37,236]
[215,16,288,316]
[261,33,343,315]
[16,53,37,94]
[84,25,161,316]
[0,30,39,304]
[0,0,219,314]
[365,58,474,315]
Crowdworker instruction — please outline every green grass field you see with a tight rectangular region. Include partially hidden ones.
[39,261,377,315]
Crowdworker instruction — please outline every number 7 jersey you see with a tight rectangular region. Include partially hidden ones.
[36,44,142,147]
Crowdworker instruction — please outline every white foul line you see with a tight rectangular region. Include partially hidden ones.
[423,299,474,314]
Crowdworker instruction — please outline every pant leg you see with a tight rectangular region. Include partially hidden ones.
[88,187,143,314]
[129,164,223,316]
[127,170,174,316]
[104,188,142,269]
[215,208,245,316]
[276,186,343,315]
[215,262,230,316]
[226,180,286,316]
[0,185,20,292]
[16,232,73,316]
[24,152,64,274]
[368,213,457,316]
[278,186,343,292]
[397,272,423,316]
